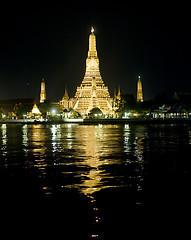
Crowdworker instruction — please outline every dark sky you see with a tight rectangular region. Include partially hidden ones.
[0,3,190,101]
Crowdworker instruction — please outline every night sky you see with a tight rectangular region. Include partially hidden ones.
[0,3,190,101]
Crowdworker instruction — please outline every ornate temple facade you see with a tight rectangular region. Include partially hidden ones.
[60,27,121,117]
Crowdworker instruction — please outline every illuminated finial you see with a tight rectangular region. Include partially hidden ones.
[138,76,141,79]
[91,26,94,33]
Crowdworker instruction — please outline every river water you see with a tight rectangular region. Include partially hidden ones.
[0,123,190,238]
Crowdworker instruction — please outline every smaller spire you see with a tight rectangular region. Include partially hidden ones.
[63,87,69,100]
[137,76,143,102]
[117,85,121,100]
[40,77,46,103]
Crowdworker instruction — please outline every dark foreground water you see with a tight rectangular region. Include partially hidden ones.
[0,123,190,238]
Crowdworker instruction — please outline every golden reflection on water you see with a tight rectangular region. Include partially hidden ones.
[24,125,49,193]
[67,125,116,194]
[67,124,123,195]
[1,124,145,197]
[62,124,145,196]
[30,125,47,167]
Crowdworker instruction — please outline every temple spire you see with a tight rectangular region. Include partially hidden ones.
[63,87,69,100]
[72,27,113,116]
[40,78,46,103]
[137,76,143,102]
[117,85,121,100]
[88,27,97,57]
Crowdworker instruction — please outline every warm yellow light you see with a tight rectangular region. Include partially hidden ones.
[32,104,41,114]
[91,26,94,33]
[137,76,143,102]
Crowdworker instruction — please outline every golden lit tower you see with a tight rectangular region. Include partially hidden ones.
[117,85,121,101]
[137,76,143,102]
[40,78,46,103]
[73,27,113,116]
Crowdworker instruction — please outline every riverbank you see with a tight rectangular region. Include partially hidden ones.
[0,118,191,125]
[85,118,191,125]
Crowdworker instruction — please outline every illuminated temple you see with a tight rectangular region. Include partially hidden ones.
[60,27,121,117]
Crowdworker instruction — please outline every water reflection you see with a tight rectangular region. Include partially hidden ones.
[0,124,146,197]
[0,124,8,166]
[22,124,28,147]
[123,124,145,200]
[62,125,126,195]
[51,124,62,153]
[1,124,7,147]
[0,123,190,238]
[0,123,145,237]
[30,125,47,164]
[43,123,145,211]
